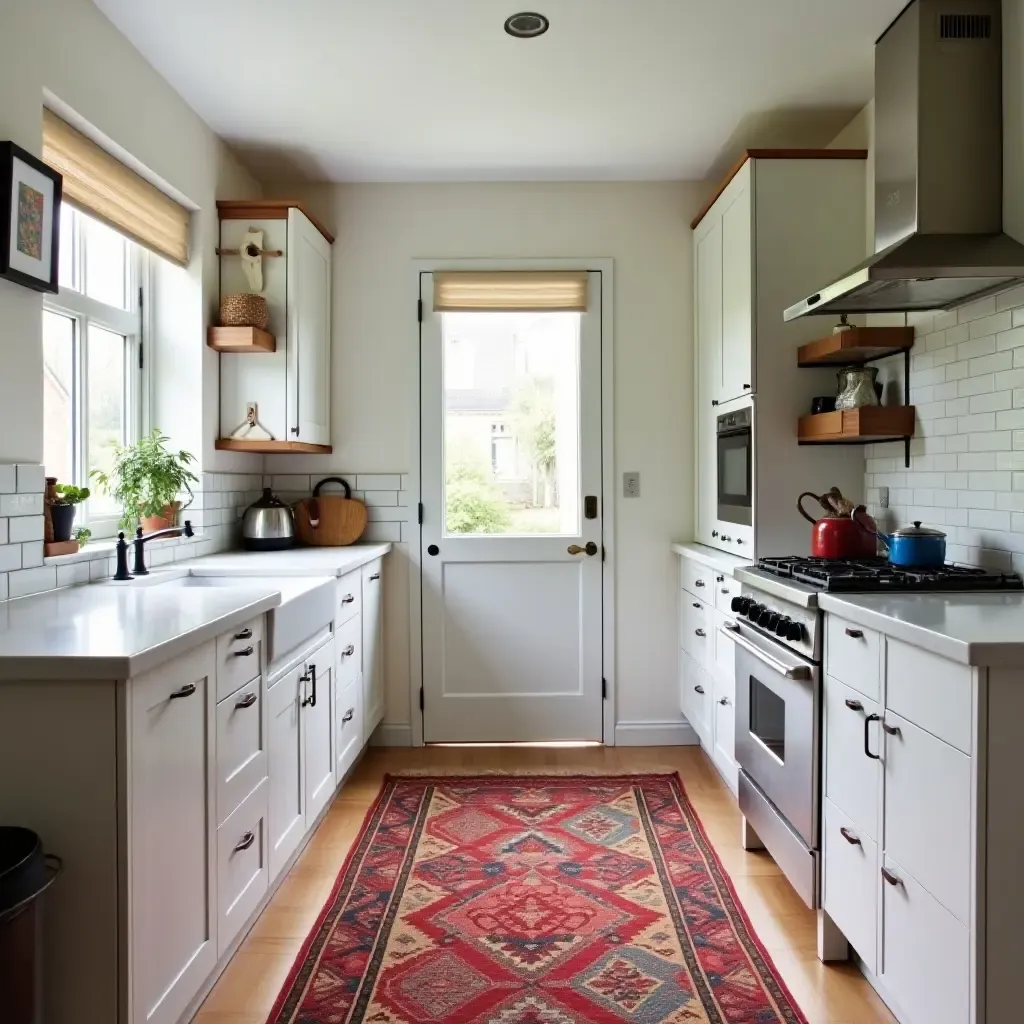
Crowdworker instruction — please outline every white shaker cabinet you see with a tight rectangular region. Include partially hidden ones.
[820,617,1024,1024]
[217,201,334,454]
[129,643,218,1024]
[304,637,337,825]
[676,547,744,794]
[691,151,867,557]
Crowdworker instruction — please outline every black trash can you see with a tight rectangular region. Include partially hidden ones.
[0,828,61,1024]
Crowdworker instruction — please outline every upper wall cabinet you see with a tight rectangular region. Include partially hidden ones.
[214,201,334,455]
[691,150,869,558]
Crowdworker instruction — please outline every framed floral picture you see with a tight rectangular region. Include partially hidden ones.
[0,142,62,293]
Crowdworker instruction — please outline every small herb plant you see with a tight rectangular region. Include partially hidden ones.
[91,429,199,530]
[54,483,90,505]
[74,526,91,547]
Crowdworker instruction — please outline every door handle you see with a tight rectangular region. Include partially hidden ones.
[864,713,881,759]
[234,628,253,640]
[845,698,864,711]
[233,646,254,658]
[839,827,861,846]
[342,708,354,723]
[845,627,864,639]
[343,644,356,657]
[169,683,196,700]
[718,697,730,706]
[882,721,901,736]
[234,692,257,710]
[694,685,705,694]
[721,624,811,680]
[567,542,598,556]
[369,573,380,581]
[307,664,317,708]
[341,594,355,604]
[881,867,902,887]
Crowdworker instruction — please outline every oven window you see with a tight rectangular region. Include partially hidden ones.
[750,676,786,761]
[718,431,751,506]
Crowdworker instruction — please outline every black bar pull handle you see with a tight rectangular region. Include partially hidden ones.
[169,683,196,700]
[864,713,881,759]
[234,831,255,853]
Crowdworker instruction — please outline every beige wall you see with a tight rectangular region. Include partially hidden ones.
[265,181,702,730]
[0,0,262,470]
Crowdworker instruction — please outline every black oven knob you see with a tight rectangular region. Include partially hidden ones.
[746,603,762,620]
[774,616,791,638]
[730,596,746,613]
[787,621,805,643]
[757,608,775,628]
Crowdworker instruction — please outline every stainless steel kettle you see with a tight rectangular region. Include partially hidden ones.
[241,488,296,551]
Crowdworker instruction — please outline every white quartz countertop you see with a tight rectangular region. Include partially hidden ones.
[671,541,753,575]
[0,584,281,681]
[187,543,392,577]
[818,592,1024,667]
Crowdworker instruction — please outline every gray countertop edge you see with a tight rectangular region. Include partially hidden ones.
[671,541,753,575]
[186,543,392,577]
[816,593,1017,668]
[0,592,281,682]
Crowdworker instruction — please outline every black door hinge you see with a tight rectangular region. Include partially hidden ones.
[138,286,144,369]
[138,342,143,370]
[418,502,424,525]
[602,545,606,562]
[419,686,424,711]
[417,298,423,323]
[602,678,607,700]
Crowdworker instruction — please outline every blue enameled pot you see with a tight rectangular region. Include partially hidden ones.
[852,509,947,567]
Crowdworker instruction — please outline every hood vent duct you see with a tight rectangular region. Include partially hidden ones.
[785,0,1024,321]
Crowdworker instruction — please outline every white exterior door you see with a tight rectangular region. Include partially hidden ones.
[286,207,331,446]
[420,270,604,742]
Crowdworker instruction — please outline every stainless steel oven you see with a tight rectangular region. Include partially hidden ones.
[722,596,822,909]
[717,407,752,527]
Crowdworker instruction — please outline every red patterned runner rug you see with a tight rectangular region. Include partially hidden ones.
[267,773,808,1023]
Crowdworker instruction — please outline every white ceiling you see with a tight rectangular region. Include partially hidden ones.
[93,0,905,184]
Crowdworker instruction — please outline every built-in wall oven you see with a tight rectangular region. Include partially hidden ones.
[717,407,752,527]
[723,577,822,909]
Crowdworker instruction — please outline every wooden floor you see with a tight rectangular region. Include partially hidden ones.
[195,745,897,1024]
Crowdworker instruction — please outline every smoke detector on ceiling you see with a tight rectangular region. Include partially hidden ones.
[504,12,550,38]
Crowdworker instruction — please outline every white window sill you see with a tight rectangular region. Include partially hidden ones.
[44,532,208,566]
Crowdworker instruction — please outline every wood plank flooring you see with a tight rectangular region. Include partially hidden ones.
[195,744,897,1024]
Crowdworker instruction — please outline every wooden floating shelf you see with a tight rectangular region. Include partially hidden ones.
[207,326,276,353]
[215,439,333,455]
[798,406,916,444]
[797,326,915,367]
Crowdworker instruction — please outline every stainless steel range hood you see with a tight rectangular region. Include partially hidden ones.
[785,0,1024,321]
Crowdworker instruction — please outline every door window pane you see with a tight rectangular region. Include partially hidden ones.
[443,312,580,536]
[84,214,128,310]
[88,325,126,516]
[43,311,75,485]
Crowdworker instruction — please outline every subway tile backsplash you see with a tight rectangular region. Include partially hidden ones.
[0,467,410,602]
[864,285,1024,573]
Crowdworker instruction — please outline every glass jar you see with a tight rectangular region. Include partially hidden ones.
[835,366,880,410]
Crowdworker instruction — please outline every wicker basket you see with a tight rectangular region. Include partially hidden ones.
[219,293,269,330]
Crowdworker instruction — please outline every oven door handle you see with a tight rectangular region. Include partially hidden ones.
[721,624,811,680]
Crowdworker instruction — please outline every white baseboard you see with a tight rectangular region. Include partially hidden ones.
[614,721,700,746]
[372,722,413,747]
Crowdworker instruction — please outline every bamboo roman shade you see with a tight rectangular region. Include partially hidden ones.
[42,109,191,266]
[433,271,588,312]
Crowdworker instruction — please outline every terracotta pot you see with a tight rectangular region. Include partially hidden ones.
[141,502,180,534]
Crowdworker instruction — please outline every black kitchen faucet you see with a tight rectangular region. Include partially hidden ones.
[113,521,194,581]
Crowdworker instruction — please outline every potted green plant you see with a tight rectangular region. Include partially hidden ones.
[92,429,199,532]
[50,483,90,542]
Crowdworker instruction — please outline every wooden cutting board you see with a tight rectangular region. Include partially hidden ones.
[292,477,368,547]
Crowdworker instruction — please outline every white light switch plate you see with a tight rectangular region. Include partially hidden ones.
[623,472,640,498]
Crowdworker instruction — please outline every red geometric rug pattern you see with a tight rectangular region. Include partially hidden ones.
[267,774,808,1023]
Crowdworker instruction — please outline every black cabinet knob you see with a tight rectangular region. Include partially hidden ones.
[427,544,440,556]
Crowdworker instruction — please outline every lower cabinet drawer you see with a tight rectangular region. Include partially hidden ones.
[336,569,362,626]
[216,618,263,703]
[682,559,714,600]
[824,677,880,841]
[216,678,266,824]
[335,673,364,783]
[822,798,877,973]
[336,614,361,687]
[681,599,711,670]
[217,778,269,958]
[680,649,712,741]
[713,611,736,684]
[880,855,969,1024]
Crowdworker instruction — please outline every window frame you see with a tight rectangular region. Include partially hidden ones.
[43,207,147,539]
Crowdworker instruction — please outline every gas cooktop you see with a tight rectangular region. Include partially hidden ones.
[756,556,1024,593]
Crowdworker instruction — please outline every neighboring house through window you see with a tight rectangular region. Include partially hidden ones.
[43,205,145,537]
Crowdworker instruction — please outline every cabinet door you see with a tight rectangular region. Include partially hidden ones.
[824,676,880,841]
[129,643,217,1024]
[362,560,385,736]
[695,219,723,545]
[286,207,332,446]
[883,710,971,925]
[880,855,969,1024]
[335,674,364,783]
[305,638,337,825]
[267,665,305,882]
[720,176,754,403]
